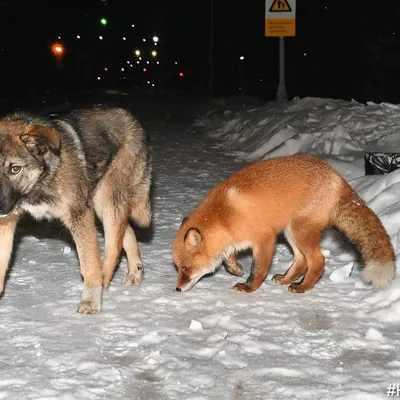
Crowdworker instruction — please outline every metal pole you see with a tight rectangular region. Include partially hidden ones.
[209,0,214,97]
[276,36,287,102]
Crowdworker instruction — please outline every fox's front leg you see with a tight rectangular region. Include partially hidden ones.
[232,236,275,293]
[224,253,244,276]
[0,214,18,294]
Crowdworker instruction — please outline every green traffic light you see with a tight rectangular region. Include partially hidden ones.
[100,18,108,26]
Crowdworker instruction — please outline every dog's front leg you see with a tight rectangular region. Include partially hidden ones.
[67,208,103,314]
[0,214,18,294]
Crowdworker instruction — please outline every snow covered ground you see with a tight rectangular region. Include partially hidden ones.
[1,94,400,400]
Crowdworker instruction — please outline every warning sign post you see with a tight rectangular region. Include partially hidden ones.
[265,0,296,102]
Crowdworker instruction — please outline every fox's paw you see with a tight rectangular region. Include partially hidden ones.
[272,274,289,285]
[226,262,244,277]
[288,283,306,294]
[77,300,101,314]
[232,282,254,293]
[122,264,143,286]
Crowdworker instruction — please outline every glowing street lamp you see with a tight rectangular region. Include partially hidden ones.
[153,36,159,43]
[100,18,108,26]
[51,42,65,57]
[151,50,157,57]
[135,49,141,57]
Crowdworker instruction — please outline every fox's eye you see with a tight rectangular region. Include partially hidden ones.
[10,165,22,175]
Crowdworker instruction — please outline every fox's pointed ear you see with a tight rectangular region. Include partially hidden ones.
[20,124,61,156]
[184,227,202,250]
[180,216,188,227]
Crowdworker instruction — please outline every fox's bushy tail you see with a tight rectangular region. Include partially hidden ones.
[333,182,395,289]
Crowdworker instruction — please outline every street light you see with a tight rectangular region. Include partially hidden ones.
[51,42,65,57]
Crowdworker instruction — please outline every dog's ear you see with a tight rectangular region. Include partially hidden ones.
[20,124,61,156]
[184,227,202,251]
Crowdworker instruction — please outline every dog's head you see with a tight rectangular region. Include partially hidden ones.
[0,121,60,215]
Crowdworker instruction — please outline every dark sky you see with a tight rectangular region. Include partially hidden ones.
[1,0,400,102]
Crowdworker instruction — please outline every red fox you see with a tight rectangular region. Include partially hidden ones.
[173,154,395,294]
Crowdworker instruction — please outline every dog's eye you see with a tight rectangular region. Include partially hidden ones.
[10,165,22,175]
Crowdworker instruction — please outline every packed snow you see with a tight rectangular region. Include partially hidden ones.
[1,95,400,400]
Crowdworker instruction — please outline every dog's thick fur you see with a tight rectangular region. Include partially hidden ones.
[0,106,151,314]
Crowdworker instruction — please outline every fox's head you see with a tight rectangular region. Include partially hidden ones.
[173,217,217,292]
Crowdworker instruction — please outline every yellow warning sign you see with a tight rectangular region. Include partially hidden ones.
[269,0,292,12]
[265,0,296,36]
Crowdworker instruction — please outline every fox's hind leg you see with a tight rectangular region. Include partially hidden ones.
[122,224,144,285]
[224,253,244,277]
[272,227,307,285]
[286,222,325,293]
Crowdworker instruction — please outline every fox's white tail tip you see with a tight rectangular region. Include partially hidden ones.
[363,261,395,289]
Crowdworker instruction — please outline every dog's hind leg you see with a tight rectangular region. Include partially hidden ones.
[122,224,143,285]
[102,211,128,289]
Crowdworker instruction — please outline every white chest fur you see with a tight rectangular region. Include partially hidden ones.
[20,202,54,220]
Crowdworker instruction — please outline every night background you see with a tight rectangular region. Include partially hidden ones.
[1,0,400,104]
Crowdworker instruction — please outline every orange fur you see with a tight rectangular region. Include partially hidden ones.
[173,155,395,293]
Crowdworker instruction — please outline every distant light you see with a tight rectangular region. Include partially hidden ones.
[154,42,158,46]
[97,77,101,80]
[104,67,108,71]
[151,50,157,57]
[57,36,61,39]
[143,67,147,72]
[139,57,142,60]
[130,64,133,67]
[303,52,307,56]
[99,36,103,40]
[175,61,178,65]
[51,43,65,56]
[121,67,125,71]
[143,38,146,42]
[147,81,150,84]
[394,32,396,35]
[239,56,244,60]
[127,60,130,64]
[260,78,263,82]
[152,83,155,87]
[77,35,81,39]
[122,37,126,40]
[153,36,159,42]
[132,24,135,28]
[179,72,184,77]
[325,6,328,9]
[135,49,141,56]
[239,87,242,91]
[136,61,140,64]
[156,61,159,64]
[146,61,150,64]
[100,18,108,26]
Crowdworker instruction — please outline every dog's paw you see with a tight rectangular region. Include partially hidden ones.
[122,264,143,285]
[77,300,101,314]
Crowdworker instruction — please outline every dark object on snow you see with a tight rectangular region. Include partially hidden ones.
[365,152,400,175]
